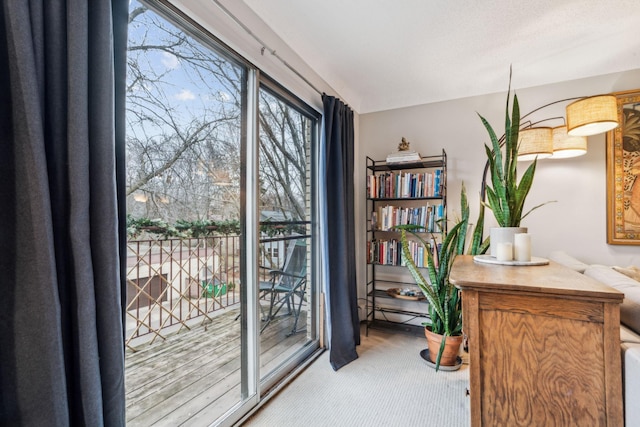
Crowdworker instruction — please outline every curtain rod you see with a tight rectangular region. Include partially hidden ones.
[211,0,323,96]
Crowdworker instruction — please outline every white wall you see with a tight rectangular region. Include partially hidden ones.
[357,69,640,299]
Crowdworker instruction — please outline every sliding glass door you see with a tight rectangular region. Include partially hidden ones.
[124,1,320,425]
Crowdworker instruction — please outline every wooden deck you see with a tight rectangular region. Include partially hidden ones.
[125,306,308,426]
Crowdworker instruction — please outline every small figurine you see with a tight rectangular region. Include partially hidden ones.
[386,137,421,163]
[398,137,410,151]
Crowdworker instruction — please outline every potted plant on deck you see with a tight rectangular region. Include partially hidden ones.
[397,184,482,371]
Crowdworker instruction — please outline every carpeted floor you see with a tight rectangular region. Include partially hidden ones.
[244,326,470,426]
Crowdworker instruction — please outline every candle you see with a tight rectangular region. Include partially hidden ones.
[496,242,513,262]
[514,233,531,262]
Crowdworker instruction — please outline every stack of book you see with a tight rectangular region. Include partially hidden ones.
[386,150,421,164]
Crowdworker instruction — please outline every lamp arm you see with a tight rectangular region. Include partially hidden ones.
[518,97,583,123]
[520,116,565,130]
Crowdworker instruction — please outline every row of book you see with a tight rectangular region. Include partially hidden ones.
[366,238,441,268]
[371,203,444,232]
[367,169,443,199]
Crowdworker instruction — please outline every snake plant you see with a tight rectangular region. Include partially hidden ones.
[478,73,551,227]
[397,184,484,370]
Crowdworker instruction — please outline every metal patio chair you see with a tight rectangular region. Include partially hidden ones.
[259,239,308,336]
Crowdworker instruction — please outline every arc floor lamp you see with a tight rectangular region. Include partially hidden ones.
[480,93,620,201]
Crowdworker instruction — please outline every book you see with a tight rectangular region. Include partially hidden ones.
[434,169,442,197]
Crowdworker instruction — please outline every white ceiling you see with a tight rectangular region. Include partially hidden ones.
[243,0,640,114]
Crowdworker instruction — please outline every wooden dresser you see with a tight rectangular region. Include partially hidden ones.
[449,255,624,427]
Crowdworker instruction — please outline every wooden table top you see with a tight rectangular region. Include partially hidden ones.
[449,255,623,302]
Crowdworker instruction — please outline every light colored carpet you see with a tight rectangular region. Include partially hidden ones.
[244,327,470,426]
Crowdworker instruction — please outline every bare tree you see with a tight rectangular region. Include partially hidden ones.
[126,1,310,225]
[259,90,309,220]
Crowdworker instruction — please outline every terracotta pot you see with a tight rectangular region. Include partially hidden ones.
[424,327,463,366]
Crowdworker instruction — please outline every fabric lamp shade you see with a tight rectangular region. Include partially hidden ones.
[566,95,619,136]
[517,127,553,161]
[550,126,587,159]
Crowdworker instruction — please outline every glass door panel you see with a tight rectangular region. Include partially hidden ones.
[257,86,318,385]
[125,2,250,424]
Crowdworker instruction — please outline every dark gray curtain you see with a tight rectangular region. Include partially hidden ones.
[0,1,128,425]
[322,94,360,371]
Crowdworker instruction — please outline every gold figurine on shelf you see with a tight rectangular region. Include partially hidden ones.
[398,137,411,151]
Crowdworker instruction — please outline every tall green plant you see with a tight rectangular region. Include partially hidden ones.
[397,184,482,370]
[478,77,549,227]
[458,183,489,256]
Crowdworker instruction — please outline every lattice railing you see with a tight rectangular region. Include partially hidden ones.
[125,236,241,349]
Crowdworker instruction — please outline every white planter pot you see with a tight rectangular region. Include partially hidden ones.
[490,227,528,258]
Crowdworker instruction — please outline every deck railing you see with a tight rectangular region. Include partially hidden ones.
[125,235,244,349]
[125,231,299,350]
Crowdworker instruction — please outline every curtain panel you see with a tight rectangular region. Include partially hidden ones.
[0,1,128,425]
[322,94,360,371]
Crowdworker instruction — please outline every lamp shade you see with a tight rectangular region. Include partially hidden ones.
[566,95,618,136]
[517,127,553,161]
[549,126,587,159]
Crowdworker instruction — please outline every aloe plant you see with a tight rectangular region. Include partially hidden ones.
[397,184,484,370]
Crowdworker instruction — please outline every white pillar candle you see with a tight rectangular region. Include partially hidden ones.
[514,233,532,262]
[496,242,513,262]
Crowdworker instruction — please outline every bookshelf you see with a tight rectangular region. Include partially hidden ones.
[364,150,447,336]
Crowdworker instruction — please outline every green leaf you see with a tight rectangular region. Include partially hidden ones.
[506,94,520,187]
[468,201,487,255]
[435,333,447,371]
[510,159,536,226]
[485,187,507,227]
[480,116,503,180]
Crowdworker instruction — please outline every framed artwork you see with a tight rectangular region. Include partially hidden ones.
[607,89,640,245]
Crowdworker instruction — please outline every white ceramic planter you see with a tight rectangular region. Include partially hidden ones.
[490,227,527,258]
